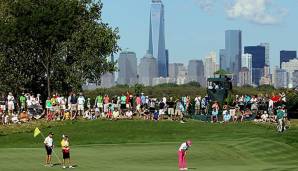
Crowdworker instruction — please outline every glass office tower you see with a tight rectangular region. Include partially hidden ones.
[148,0,168,77]
[224,30,242,84]
[244,46,265,86]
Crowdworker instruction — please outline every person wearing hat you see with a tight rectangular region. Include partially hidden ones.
[44,132,54,167]
[61,135,73,169]
[276,106,285,132]
[178,140,192,171]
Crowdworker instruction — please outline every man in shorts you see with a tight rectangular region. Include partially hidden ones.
[77,93,85,116]
[70,93,77,119]
[44,132,54,167]
[7,92,15,115]
[95,94,103,113]
[19,93,26,112]
[166,97,175,120]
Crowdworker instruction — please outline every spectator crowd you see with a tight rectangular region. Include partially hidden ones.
[0,91,289,132]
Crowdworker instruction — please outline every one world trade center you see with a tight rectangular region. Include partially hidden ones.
[148,0,168,77]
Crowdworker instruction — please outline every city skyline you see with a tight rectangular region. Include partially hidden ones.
[101,0,298,67]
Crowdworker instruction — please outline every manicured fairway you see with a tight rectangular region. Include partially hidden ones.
[0,120,298,171]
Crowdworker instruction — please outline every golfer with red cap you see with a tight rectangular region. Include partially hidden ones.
[178,140,192,171]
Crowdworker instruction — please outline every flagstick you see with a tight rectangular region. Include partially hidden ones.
[39,131,62,165]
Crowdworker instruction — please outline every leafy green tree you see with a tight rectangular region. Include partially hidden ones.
[0,0,119,97]
[133,84,144,95]
[214,69,231,76]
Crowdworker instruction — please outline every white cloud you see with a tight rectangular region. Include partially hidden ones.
[225,0,288,25]
[193,0,216,13]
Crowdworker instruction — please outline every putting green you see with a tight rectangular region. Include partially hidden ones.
[1,139,297,171]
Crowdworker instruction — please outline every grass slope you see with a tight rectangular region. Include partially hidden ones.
[0,120,298,171]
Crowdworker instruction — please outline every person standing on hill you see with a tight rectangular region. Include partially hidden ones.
[166,97,175,120]
[70,93,77,119]
[276,106,285,132]
[178,140,192,171]
[61,135,74,169]
[19,93,26,112]
[7,92,15,115]
[95,94,103,113]
[77,93,85,116]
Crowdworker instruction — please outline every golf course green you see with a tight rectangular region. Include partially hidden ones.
[1,120,298,171]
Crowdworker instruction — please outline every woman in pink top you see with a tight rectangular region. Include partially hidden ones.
[178,140,192,171]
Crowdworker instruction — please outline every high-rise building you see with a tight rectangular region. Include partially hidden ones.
[100,54,115,88]
[259,65,271,85]
[244,46,265,86]
[292,71,298,88]
[176,65,188,85]
[219,49,226,70]
[148,0,168,77]
[281,58,298,88]
[239,67,251,86]
[187,60,205,86]
[138,53,158,86]
[169,63,183,80]
[100,73,115,88]
[260,43,270,66]
[241,53,252,85]
[280,50,297,68]
[117,51,138,85]
[273,66,288,88]
[204,51,218,79]
[223,30,242,83]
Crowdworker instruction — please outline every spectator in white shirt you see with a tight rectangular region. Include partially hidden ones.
[7,92,15,115]
[77,93,85,116]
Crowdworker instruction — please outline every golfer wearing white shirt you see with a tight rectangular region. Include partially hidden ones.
[44,132,54,167]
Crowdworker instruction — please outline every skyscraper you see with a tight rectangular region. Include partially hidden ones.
[239,67,251,86]
[260,43,270,66]
[219,49,226,70]
[117,51,138,85]
[188,60,205,86]
[176,65,188,85]
[272,66,288,88]
[169,63,183,80]
[241,54,252,72]
[281,58,298,88]
[204,51,218,79]
[100,54,115,88]
[138,52,158,86]
[241,53,252,85]
[280,50,297,68]
[148,0,168,77]
[244,46,265,86]
[223,30,242,83]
